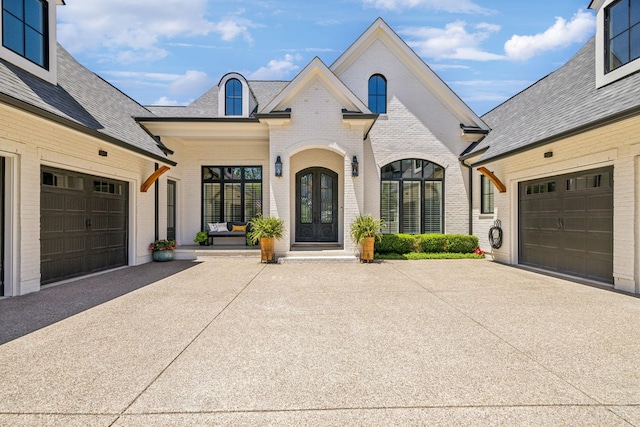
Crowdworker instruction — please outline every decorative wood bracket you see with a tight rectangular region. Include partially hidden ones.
[140,166,170,192]
[477,166,506,193]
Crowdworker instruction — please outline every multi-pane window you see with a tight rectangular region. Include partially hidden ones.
[605,0,640,72]
[2,0,48,68]
[481,175,494,214]
[368,74,387,114]
[225,78,242,116]
[380,159,444,234]
[202,166,262,229]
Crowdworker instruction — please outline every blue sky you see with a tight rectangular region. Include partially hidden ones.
[57,0,596,116]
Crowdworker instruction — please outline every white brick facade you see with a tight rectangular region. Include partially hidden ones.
[0,17,488,296]
[470,116,640,294]
[0,104,163,296]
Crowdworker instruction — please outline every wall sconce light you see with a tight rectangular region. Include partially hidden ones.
[98,150,108,157]
[275,156,283,177]
[544,151,553,158]
[351,156,359,177]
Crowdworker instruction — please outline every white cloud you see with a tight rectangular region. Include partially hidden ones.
[504,10,596,61]
[102,70,213,96]
[248,54,302,80]
[168,70,212,94]
[152,97,182,106]
[57,0,258,62]
[401,21,505,61]
[362,0,492,14]
[211,16,258,44]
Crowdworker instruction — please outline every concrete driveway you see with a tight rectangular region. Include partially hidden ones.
[0,259,639,426]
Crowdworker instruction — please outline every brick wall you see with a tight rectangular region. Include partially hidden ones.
[480,115,640,293]
[0,104,163,295]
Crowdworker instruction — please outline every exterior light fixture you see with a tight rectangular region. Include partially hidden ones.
[351,155,359,177]
[275,156,283,177]
[98,150,108,157]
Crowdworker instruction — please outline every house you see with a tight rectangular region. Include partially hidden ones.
[463,0,640,294]
[0,0,175,295]
[0,1,488,296]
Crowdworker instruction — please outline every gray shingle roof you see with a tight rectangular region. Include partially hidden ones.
[0,44,170,163]
[473,37,640,163]
[145,80,289,118]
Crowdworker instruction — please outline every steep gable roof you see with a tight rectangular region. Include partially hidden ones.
[260,57,371,114]
[0,44,172,164]
[472,37,640,164]
[331,17,488,132]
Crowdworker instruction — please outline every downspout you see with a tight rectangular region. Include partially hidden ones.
[459,136,489,236]
[154,163,159,241]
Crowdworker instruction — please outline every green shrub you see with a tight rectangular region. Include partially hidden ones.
[446,234,479,253]
[403,252,484,260]
[375,233,416,254]
[375,233,479,255]
[418,234,448,253]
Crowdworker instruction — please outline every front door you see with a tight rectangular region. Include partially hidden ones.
[296,167,338,242]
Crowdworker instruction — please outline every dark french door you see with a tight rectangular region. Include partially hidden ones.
[295,167,338,242]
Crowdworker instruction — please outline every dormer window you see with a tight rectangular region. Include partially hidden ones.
[2,0,48,69]
[368,74,386,114]
[605,0,640,73]
[225,78,242,116]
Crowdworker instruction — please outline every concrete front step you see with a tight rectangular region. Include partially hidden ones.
[175,246,360,263]
[278,250,359,264]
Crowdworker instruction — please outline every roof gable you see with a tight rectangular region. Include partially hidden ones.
[331,18,488,131]
[260,57,370,114]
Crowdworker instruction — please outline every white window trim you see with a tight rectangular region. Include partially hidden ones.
[595,0,640,87]
[217,73,250,118]
[0,0,57,84]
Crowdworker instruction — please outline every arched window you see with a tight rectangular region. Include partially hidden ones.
[380,159,444,234]
[225,78,242,116]
[368,74,387,114]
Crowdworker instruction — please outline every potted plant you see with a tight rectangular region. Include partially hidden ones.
[194,231,208,246]
[350,214,385,262]
[248,215,285,263]
[149,239,177,262]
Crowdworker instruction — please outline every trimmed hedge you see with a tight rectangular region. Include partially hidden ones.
[376,233,478,254]
[375,233,416,254]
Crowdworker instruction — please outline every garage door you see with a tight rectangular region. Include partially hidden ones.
[41,167,128,285]
[519,167,613,284]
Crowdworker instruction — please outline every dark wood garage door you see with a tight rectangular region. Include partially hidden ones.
[40,167,128,285]
[519,167,613,284]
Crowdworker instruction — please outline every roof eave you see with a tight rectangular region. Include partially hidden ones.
[472,104,640,167]
[135,116,261,123]
[1,93,176,166]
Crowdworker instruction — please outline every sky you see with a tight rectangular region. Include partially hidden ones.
[56,0,596,116]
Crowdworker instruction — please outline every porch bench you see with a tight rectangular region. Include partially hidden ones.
[207,221,248,246]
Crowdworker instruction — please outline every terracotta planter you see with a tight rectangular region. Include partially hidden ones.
[260,237,276,263]
[152,249,174,262]
[361,237,375,263]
